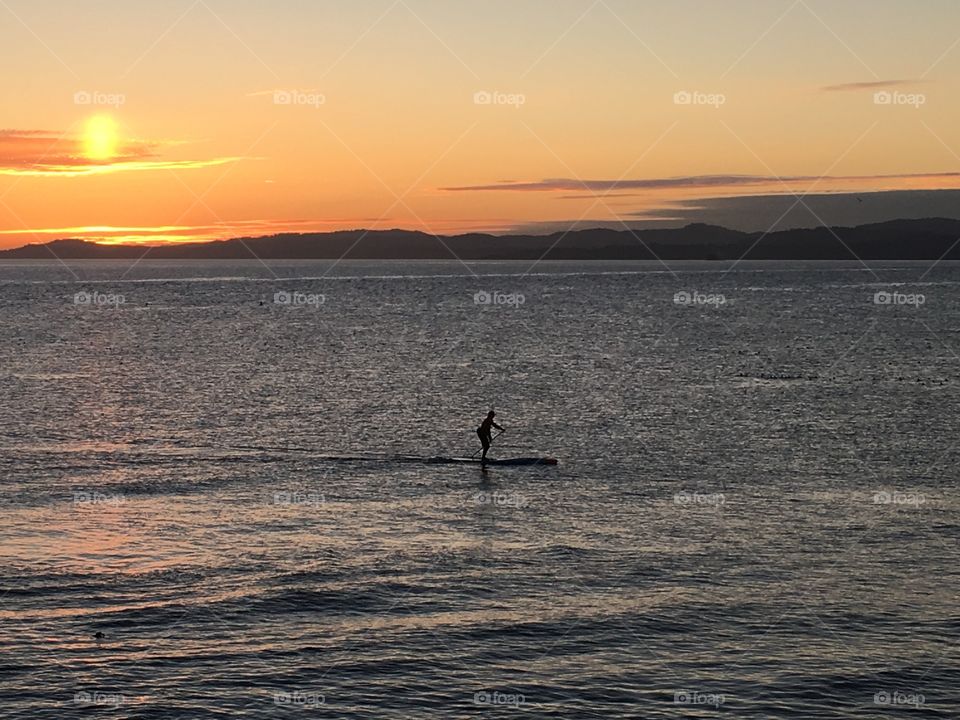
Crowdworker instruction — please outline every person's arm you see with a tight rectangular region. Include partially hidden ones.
[493,422,504,431]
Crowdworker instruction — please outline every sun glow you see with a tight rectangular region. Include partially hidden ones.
[83,116,119,161]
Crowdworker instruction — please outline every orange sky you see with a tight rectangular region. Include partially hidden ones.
[1,0,959,248]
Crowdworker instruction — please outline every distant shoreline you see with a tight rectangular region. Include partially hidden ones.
[3,218,960,261]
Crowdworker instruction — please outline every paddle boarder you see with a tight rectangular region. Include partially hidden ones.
[477,411,503,466]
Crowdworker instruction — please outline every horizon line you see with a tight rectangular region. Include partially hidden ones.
[3,215,960,254]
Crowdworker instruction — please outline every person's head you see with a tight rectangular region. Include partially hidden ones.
[487,410,496,418]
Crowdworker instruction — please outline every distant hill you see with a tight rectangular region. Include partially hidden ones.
[3,219,960,260]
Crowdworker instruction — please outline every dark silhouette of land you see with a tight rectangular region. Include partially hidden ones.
[3,218,960,261]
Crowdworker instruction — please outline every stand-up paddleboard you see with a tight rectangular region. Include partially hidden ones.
[420,456,558,466]
[213,446,558,466]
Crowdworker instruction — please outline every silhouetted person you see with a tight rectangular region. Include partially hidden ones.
[477,411,503,466]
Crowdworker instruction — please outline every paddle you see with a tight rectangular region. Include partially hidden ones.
[470,428,505,458]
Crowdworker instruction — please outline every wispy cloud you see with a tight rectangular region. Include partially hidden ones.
[508,189,960,234]
[0,129,242,177]
[444,176,779,193]
[821,79,918,92]
[443,172,960,195]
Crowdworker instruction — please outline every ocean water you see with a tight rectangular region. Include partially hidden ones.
[0,259,957,719]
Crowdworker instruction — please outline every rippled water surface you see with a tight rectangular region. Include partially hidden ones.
[0,260,957,718]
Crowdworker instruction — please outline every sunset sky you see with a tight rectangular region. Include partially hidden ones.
[2,0,960,247]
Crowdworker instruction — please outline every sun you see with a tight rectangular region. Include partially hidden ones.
[83,115,119,161]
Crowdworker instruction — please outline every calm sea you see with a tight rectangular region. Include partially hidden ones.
[0,259,957,718]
